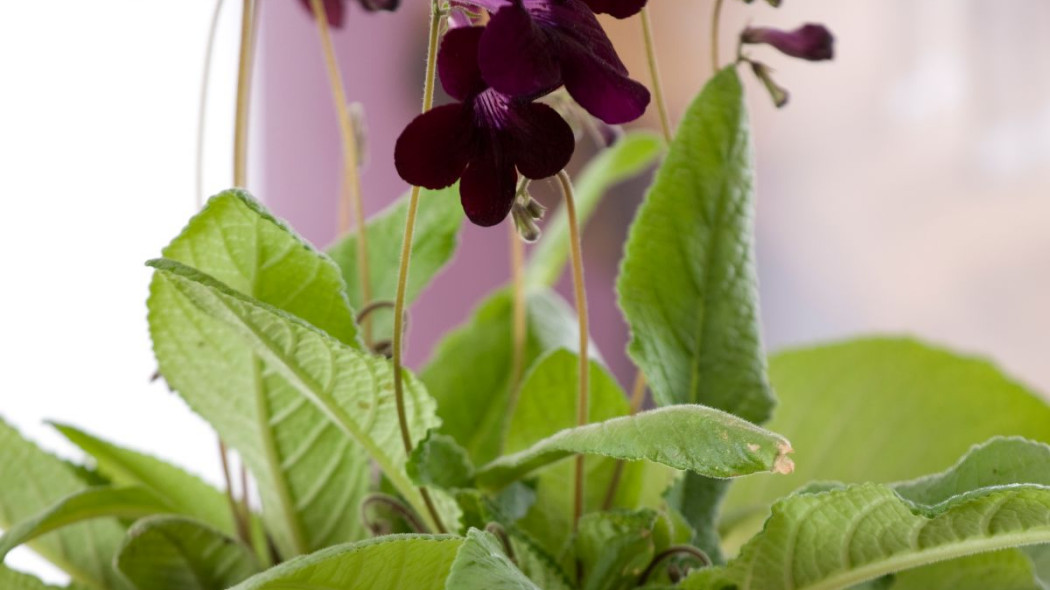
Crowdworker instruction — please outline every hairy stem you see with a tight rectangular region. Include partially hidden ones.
[640,7,673,143]
[218,440,251,544]
[710,0,725,75]
[601,372,648,509]
[196,0,226,207]
[309,0,375,345]
[556,171,590,532]
[391,0,447,535]
[233,0,256,187]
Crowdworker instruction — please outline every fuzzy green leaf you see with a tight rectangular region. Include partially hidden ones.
[527,131,663,287]
[230,535,463,590]
[327,186,462,339]
[575,510,659,590]
[445,529,539,590]
[478,405,792,490]
[0,486,171,562]
[51,424,236,538]
[148,190,371,557]
[616,67,773,422]
[0,419,127,589]
[725,339,1050,540]
[885,550,1044,590]
[115,515,260,590]
[149,258,442,531]
[407,432,475,491]
[421,288,580,465]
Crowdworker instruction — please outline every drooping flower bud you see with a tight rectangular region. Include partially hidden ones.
[510,189,545,243]
[749,61,790,108]
[741,24,834,61]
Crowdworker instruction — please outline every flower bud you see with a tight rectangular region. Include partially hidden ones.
[524,196,546,221]
[741,24,834,61]
[750,61,790,108]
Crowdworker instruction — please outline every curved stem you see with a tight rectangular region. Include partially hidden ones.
[233,0,256,187]
[360,494,427,535]
[309,0,374,345]
[710,0,725,75]
[508,222,527,401]
[196,0,226,208]
[556,171,590,532]
[391,0,447,535]
[638,545,712,585]
[640,7,673,143]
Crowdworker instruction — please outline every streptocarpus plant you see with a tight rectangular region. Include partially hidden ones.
[2,1,1049,590]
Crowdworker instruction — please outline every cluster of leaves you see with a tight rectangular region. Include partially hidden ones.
[2,67,1050,590]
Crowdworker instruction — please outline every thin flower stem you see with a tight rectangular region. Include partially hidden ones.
[196,0,226,208]
[309,0,375,345]
[233,0,256,187]
[391,0,447,535]
[556,171,590,532]
[218,440,251,544]
[508,222,528,399]
[710,0,725,75]
[601,372,647,509]
[640,7,673,143]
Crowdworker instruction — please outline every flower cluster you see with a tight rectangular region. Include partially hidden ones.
[299,0,400,28]
[739,22,835,108]
[395,0,651,227]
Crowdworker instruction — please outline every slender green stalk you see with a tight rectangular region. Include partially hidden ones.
[391,0,447,535]
[710,0,725,74]
[556,171,590,532]
[196,0,226,208]
[309,0,375,346]
[508,223,527,396]
[233,0,256,187]
[640,7,673,143]
[218,440,251,544]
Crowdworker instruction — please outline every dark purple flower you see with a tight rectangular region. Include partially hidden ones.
[741,24,835,61]
[298,0,399,28]
[394,27,574,227]
[581,0,648,19]
[465,0,650,125]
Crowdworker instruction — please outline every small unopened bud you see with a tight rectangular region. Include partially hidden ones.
[524,196,546,221]
[741,24,834,61]
[512,206,542,243]
[750,61,790,108]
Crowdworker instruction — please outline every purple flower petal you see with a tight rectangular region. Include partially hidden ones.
[438,27,487,101]
[299,0,346,27]
[561,46,651,124]
[741,24,835,61]
[358,0,400,10]
[479,1,562,98]
[394,104,473,190]
[582,0,647,19]
[507,102,575,179]
[460,154,518,226]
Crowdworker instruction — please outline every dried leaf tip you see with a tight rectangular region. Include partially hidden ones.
[773,441,795,474]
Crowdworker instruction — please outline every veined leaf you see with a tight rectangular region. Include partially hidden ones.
[527,131,663,288]
[478,405,792,490]
[886,550,1043,590]
[421,288,580,465]
[0,419,127,589]
[682,482,1050,590]
[149,259,440,531]
[0,566,62,590]
[504,350,674,558]
[0,486,171,561]
[616,67,773,422]
[51,424,235,538]
[148,190,370,556]
[575,510,659,590]
[230,535,463,590]
[115,516,260,590]
[327,186,462,339]
[725,339,1050,540]
[408,432,475,491]
[445,529,539,590]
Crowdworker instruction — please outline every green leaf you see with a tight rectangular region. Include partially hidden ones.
[1024,544,1050,589]
[327,186,462,339]
[407,432,475,491]
[504,350,674,558]
[527,131,663,287]
[148,189,371,556]
[51,424,236,538]
[445,529,539,590]
[575,510,659,590]
[421,288,580,465]
[682,482,1050,590]
[0,418,127,589]
[0,566,62,590]
[478,405,793,490]
[149,258,441,531]
[665,473,728,564]
[886,550,1043,590]
[115,515,260,590]
[724,339,1050,537]
[616,67,774,423]
[0,486,172,561]
[230,535,463,590]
